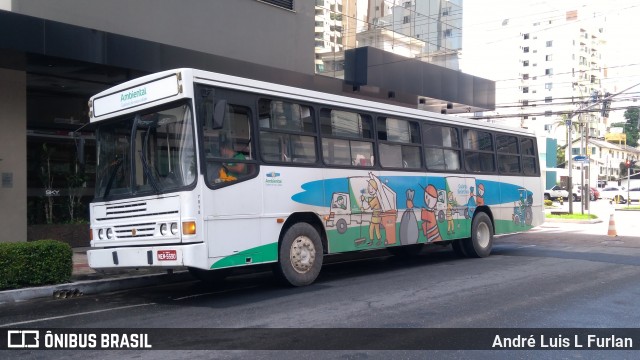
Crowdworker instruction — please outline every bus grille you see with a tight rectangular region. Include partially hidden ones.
[96,202,179,221]
[114,222,156,238]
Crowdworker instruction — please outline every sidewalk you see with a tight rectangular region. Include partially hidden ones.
[0,248,192,304]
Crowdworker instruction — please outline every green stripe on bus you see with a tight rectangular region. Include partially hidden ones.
[210,242,279,269]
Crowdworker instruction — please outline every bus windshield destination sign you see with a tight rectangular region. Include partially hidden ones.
[92,75,180,117]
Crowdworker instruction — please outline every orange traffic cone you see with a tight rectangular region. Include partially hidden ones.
[607,213,618,237]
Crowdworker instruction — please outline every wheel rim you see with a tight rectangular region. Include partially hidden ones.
[475,222,491,248]
[290,235,316,274]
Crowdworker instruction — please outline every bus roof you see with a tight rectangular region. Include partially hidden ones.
[90,68,534,137]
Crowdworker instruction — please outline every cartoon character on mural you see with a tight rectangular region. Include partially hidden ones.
[399,189,419,245]
[325,172,397,246]
[333,195,347,210]
[361,179,383,246]
[446,191,456,235]
[476,183,485,206]
[421,184,443,243]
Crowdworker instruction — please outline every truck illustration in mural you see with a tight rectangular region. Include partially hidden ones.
[513,188,534,226]
[435,177,477,223]
[325,173,397,246]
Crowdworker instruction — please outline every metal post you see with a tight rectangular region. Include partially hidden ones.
[567,118,573,214]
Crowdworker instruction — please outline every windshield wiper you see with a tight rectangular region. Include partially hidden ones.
[103,158,123,199]
[138,150,161,194]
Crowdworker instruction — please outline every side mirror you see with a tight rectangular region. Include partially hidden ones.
[212,100,228,129]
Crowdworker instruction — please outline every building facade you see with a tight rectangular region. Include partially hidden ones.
[0,0,492,243]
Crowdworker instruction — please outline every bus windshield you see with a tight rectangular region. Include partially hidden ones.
[94,102,196,199]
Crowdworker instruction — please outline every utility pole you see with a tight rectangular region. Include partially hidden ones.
[566,82,640,213]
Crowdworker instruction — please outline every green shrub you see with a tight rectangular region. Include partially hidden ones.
[544,199,553,206]
[0,240,72,290]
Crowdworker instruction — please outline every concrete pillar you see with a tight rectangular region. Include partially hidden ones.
[0,68,27,242]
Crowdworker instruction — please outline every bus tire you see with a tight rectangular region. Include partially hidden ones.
[451,239,468,258]
[463,212,493,258]
[188,267,231,284]
[276,222,323,287]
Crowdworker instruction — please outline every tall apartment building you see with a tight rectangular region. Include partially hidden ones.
[475,7,607,145]
[315,0,463,78]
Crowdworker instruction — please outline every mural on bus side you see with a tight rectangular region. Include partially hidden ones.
[292,173,534,253]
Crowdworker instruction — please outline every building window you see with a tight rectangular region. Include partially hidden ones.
[545,68,553,75]
[523,60,529,67]
[544,111,552,117]
[443,29,453,37]
[522,87,529,93]
[545,54,552,61]
[522,74,529,80]
[522,100,529,106]
[258,0,294,11]
[523,47,529,53]
[545,83,553,90]
[403,16,410,24]
[523,33,530,40]
[545,96,552,103]
[546,40,553,47]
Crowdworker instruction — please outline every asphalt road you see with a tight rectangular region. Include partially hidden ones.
[2,206,640,359]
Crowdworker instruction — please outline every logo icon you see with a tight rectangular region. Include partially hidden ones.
[266,172,281,178]
[7,330,39,348]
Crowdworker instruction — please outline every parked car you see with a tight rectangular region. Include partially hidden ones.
[600,186,627,203]
[544,185,568,201]
[543,185,580,201]
[577,185,599,201]
[628,187,640,203]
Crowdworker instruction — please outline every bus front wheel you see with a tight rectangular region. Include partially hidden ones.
[462,212,493,258]
[276,223,324,286]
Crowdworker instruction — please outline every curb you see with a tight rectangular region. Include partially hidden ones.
[0,271,193,304]
[544,218,603,224]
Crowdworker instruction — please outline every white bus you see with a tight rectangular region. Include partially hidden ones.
[87,68,543,286]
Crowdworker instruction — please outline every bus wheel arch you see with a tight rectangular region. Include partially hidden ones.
[462,206,494,258]
[275,213,326,286]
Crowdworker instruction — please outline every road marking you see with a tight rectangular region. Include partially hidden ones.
[173,285,260,301]
[0,303,155,327]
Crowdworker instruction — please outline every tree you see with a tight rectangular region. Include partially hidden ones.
[556,145,566,168]
[39,144,55,224]
[611,107,639,147]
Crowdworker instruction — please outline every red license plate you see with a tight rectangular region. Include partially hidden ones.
[157,250,177,261]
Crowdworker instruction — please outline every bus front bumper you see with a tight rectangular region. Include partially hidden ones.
[87,243,207,269]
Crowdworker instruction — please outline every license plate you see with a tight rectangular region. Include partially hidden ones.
[157,250,177,261]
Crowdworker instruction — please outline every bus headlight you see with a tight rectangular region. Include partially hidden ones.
[170,222,178,235]
[160,223,168,236]
[98,229,105,240]
[106,228,114,239]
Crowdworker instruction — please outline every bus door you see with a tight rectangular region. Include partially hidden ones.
[198,87,261,259]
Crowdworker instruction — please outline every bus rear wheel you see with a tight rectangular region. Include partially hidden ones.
[275,222,323,286]
[462,212,493,258]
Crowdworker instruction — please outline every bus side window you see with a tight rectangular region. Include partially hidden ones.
[258,99,317,164]
[320,108,374,167]
[423,124,461,171]
[203,103,256,184]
